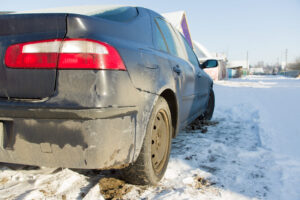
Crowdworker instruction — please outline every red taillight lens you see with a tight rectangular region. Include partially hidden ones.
[5,39,60,69]
[58,39,126,70]
[5,39,126,70]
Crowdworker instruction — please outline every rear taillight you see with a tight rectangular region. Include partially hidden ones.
[5,39,60,69]
[5,39,126,70]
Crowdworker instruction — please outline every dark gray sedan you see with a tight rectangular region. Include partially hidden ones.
[0,5,217,185]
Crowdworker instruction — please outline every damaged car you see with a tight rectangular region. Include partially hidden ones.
[0,5,217,185]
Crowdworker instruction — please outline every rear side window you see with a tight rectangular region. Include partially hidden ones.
[92,7,138,22]
[155,18,178,56]
[155,18,188,60]
[153,22,168,52]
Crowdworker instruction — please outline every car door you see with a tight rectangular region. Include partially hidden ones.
[177,33,211,113]
[195,67,211,112]
[154,18,197,124]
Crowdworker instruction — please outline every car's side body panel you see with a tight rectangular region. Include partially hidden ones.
[148,10,213,130]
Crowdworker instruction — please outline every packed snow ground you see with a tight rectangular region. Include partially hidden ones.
[0,76,299,200]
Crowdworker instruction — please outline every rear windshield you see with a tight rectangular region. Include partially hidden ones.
[91,6,138,22]
[15,5,138,22]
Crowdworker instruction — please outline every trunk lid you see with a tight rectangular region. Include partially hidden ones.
[0,14,66,99]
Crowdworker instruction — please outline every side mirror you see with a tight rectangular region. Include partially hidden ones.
[201,59,218,69]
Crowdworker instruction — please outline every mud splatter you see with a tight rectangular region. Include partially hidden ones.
[185,119,219,132]
[0,177,9,185]
[99,177,132,200]
[194,176,215,189]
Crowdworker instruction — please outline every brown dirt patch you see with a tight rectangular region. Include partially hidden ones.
[0,177,9,185]
[99,177,132,200]
[194,176,215,189]
[186,119,219,132]
[39,189,48,195]
[61,194,67,200]
[39,188,55,197]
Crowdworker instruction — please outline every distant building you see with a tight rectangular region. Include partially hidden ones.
[228,60,248,69]
[227,60,249,78]
[249,68,264,75]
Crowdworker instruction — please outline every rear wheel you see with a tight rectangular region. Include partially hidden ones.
[201,90,215,120]
[121,97,172,185]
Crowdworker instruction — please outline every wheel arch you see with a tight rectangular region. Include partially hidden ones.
[160,89,179,138]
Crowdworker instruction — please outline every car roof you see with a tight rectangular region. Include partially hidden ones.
[16,5,134,16]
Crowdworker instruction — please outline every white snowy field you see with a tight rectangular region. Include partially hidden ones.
[0,75,299,200]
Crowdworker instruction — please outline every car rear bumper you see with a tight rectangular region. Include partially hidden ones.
[0,106,137,169]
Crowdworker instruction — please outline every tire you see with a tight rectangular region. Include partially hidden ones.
[121,97,172,185]
[201,90,215,120]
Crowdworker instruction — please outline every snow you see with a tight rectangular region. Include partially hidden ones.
[0,75,299,199]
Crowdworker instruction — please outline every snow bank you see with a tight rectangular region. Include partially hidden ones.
[215,76,300,200]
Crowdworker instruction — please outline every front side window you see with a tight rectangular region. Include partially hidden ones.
[193,42,207,58]
[168,25,188,59]
[178,33,199,67]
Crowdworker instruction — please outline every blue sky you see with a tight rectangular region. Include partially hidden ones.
[1,0,300,65]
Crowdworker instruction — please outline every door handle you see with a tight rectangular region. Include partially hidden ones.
[197,72,202,78]
[173,65,182,75]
